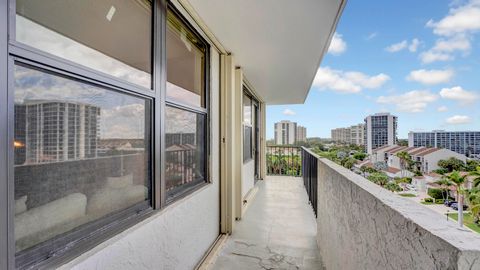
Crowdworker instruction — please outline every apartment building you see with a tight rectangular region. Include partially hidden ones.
[274,120,297,145]
[331,123,365,146]
[409,130,480,158]
[297,125,307,142]
[331,127,350,143]
[14,101,100,165]
[365,113,398,154]
[371,145,467,174]
[0,1,346,269]
[350,124,365,146]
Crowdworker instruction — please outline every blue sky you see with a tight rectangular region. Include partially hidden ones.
[266,0,480,139]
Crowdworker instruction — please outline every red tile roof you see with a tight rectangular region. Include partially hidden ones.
[386,167,401,174]
[389,146,410,154]
[415,148,440,157]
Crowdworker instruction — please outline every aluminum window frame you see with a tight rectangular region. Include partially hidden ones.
[1,0,166,269]
[242,87,258,164]
[0,0,215,268]
[164,2,211,203]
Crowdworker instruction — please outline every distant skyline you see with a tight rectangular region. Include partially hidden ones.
[267,0,480,139]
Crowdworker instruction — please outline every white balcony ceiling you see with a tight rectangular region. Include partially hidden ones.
[187,0,346,104]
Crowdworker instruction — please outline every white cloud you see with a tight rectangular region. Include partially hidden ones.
[313,67,390,93]
[385,40,408,52]
[376,90,438,113]
[446,115,472,124]
[437,106,449,112]
[421,0,478,64]
[420,50,454,64]
[420,35,471,64]
[432,35,471,52]
[408,38,421,52]
[406,69,454,85]
[426,1,480,36]
[328,32,347,55]
[386,39,421,53]
[283,108,296,116]
[439,86,479,104]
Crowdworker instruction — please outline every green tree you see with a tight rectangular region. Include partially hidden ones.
[435,178,452,201]
[438,157,466,173]
[467,188,480,224]
[385,182,402,192]
[353,152,367,161]
[466,160,480,172]
[470,166,480,188]
[395,177,412,184]
[443,171,468,227]
[341,157,356,170]
[397,151,413,177]
[368,172,389,187]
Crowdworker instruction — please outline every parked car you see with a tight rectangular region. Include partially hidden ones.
[450,203,468,210]
[444,200,456,207]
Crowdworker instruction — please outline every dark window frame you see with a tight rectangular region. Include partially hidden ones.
[1,0,175,269]
[242,87,258,164]
[164,3,210,203]
[11,52,156,270]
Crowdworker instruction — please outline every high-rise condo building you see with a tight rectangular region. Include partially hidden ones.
[408,130,480,158]
[331,124,365,146]
[296,125,307,142]
[274,120,297,145]
[14,101,100,165]
[365,113,397,154]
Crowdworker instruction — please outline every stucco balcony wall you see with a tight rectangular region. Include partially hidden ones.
[316,157,480,270]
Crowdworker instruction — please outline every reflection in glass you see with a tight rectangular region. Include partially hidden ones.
[13,65,151,253]
[166,9,206,108]
[16,0,152,88]
[243,93,252,126]
[165,106,206,195]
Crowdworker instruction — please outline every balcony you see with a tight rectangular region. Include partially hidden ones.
[210,146,480,270]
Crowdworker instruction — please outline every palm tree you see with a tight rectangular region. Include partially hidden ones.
[467,188,480,224]
[444,171,467,227]
[397,151,413,178]
[470,166,480,188]
[435,178,452,202]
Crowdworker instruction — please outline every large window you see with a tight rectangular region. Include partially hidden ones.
[3,1,212,268]
[13,64,151,257]
[166,8,206,108]
[15,0,152,88]
[165,7,208,199]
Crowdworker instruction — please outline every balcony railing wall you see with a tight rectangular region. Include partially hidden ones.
[266,146,301,177]
[301,147,318,216]
[304,151,480,270]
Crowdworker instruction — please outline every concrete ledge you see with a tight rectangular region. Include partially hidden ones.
[315,157,480,270]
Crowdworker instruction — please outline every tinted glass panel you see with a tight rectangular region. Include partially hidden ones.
[166,9,206,108]
[165,106,206,196]
[243,93,252,126]
[14,65,151,253]
[244,126,253,162]
[16,0,152,88]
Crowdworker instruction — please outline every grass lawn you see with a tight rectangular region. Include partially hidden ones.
[447,213,480,234]
[399,193,417,197]
[421,201,434,205]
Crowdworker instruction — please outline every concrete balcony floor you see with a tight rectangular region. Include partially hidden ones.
[212,176,323,270]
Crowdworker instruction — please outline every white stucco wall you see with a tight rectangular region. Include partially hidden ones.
[242,160,255,199]
[58,47,221,270]
[423,149,467,173]
[316,157,480,270]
